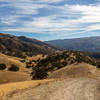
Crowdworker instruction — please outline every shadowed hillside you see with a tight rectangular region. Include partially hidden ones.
[0,33,56,58]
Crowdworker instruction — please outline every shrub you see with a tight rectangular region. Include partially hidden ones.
[26,64,32,68]
[0,64,6,70]
[32,67,48,80]
[8,64,19,71]
[31,51,96,80]
[97,64,100,68]
[97,62,100,68]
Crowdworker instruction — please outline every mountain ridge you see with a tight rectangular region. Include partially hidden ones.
[0,33,56,58]
[45,36,100,52]
[46,36,100,41]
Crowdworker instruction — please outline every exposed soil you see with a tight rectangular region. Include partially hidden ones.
[1,78,100,100]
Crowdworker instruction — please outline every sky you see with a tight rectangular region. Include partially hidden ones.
[0,0,100,41]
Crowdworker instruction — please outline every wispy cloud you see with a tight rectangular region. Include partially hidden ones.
[0,0,100,40]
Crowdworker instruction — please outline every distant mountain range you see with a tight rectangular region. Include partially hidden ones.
[0,33,56,58]
[46,36,100,52]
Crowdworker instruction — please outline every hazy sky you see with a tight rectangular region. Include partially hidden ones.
[0,0,100,40]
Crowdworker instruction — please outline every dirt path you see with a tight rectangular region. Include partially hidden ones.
[1,78,100,100]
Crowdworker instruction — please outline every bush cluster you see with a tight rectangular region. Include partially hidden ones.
[0,64,6,70]
[8,64,19,71]
[31,51,97,80]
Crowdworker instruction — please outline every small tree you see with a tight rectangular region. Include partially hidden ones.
[8,64,19,71]
[0,64,6,70]
[31,67,48,80]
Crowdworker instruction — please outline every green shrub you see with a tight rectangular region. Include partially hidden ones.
[32,67,48,80]
[8,64,19,71]
[0,64,6,70]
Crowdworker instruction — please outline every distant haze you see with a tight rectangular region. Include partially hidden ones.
[46,36,100,52]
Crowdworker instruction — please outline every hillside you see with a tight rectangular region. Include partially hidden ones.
[46,36,100,52]
[0,53,30,73]
[31,51,97,79]
[1,63,100,100]
[4,78,100,100]
[0,79,55,98]
[0,53,32,84]
[1,51,100,100]
[0,71,31,84]
[48,63,99,79]
[0,52,49,84]
[0,33,56,58]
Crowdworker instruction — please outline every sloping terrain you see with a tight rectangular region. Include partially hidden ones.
[48,63,99,79]
[0,71,31,84]
[46,36,100,52]
[0,33,56,58]
[0,53,32,84]
[0,53,31,73]
[1,78,100,100]
[31,51,97,79]
[0,79,55,98]
[1,63,100,100]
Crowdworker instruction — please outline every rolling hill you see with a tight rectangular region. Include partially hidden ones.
[46,36,100,52]
[48,63,99,79]
[0,33,56,58]
[31,50,97,79]
[0,53,32,84]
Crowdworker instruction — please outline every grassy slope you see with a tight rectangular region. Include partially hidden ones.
[31,51,97,79]
[48,63,100,79]
[0,53,27,72]
[0,71,31,84]
[1,63,100,99]
[0,79,55,97]
[0,53,32,84]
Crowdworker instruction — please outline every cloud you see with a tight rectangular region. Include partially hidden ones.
[68,4,100,23]
[3,15,86,35]
[0,1,48,15]
[1,0,100,39]
[0,15,20,25]
[87,24,100,31]
[0,0,65,3]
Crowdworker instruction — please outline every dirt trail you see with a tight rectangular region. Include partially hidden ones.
[1,78,100,100]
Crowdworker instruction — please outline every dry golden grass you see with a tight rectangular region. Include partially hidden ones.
[0,53,32,84]
[0,71,31,84]
[48,63,99,79]
[0,53,31,73]
[26,54,47,61]
[0,79,55,97]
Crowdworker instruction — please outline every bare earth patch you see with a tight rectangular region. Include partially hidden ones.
[1,78,100,100]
